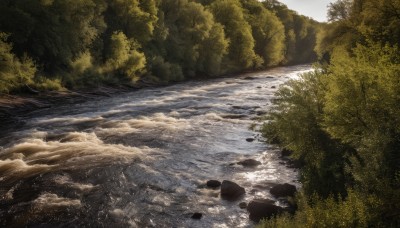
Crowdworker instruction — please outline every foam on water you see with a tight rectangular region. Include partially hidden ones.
[0,65,312,227]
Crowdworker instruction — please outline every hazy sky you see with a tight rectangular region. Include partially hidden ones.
[277,0,333,22]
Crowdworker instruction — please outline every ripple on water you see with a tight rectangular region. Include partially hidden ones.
[0,65,311,227]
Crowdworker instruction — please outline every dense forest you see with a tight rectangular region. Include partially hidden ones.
[0,0,318,93]
[261,0,400,227]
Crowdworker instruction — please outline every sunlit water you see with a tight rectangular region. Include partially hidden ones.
[0,65,311,227]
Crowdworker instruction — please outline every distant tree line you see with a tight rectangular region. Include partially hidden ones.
[261,0,400,227]
[0,0,319,93]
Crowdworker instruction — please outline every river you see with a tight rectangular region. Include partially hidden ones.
[0,65,311,227]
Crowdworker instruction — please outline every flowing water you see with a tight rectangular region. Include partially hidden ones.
[0,65,311,227]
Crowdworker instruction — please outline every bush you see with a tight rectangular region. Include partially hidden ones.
[0,33,36,93]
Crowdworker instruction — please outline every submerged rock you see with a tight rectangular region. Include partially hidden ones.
[281,148,293,157]
[191,213,203,220]
[246,138,255,142]
[247,199,283,222]
[237,159,261,167]
[239,202,247,209]
[221,180,245,200]
[270,183,297,197]
[206,180,221,188]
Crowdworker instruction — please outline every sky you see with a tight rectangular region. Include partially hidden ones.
[277,0,334,22]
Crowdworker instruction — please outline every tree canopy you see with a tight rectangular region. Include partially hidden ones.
[0,0,319,93]
[261,0,400,227]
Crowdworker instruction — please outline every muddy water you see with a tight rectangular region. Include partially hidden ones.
[0,65,311,227]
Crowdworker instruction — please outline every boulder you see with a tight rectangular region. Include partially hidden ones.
[221,180,245,200]
[239,202,247,209]
[237,159,262,167]
[207,180,221,188]
[247,199,283,222]
[191,213,203,219]
[281,148,293,157]
[286,160,302,169]
[246,138,255,142]
[270,183,297,197]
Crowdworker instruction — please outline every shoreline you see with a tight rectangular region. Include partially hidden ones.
[0,64,312,128]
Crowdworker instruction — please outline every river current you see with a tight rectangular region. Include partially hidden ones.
[0,65,311,227]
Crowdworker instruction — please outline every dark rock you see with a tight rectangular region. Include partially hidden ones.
[207,180,221,188]
[221,180,245,200]
[246,138,255,142]
[244,76,256,80]
[221,114,248,119]
[237,159,262,167]
[247,199,283,222]
[239,202,247,209]
[191,213,203,219]
[286,160,302,169]
[256,110,267,116]
[266,76,274,78]
[257,86,262,89]
[281,148,293,157]
[271,86,276,89]
[270,183,297,197]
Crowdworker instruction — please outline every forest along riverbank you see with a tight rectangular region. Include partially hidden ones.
[0,65,311,227]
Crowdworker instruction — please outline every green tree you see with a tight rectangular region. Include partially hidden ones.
[240,0,285,66]
[208,0,262,71]
[104,31,146,83]
[0,33,36,93]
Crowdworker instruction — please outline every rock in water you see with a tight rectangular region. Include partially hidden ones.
[247,199,283,222]
[237,159,261,167]
[239,202,247,209]
[191,213,203,220]
[281,148,293,157]
[246,138,255,142]
[270,183,297,197]
[207,180,221,188]
[221,180,245,200]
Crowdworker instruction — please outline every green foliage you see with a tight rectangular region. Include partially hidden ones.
[0,33,36,93]
[261,42,400,227]
[316,0,400,61]
[0,0,320,92]
[104,31,146,82]
[208,0,262,71]
[240,0,285,66]
[262,71,350,197]
[260,190,382,228]
[263,0,318,65]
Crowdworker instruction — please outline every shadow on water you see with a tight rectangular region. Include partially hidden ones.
[0,65,311,227]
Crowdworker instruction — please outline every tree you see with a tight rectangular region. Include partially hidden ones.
[208,0,262,71]
[0,33,36,93]
[240,0,285,66]
[327,0,352,22]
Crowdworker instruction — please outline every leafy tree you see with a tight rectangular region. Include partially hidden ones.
[0,0,106,74]
[148,0,228,81]
[240,0,285,66]
[208,0,262,71]
[104,31,146,83]
[263,0,318,64]
[0,33,36,93]
[262,70,351,197]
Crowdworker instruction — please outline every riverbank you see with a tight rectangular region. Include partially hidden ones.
[0,65,306,128]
